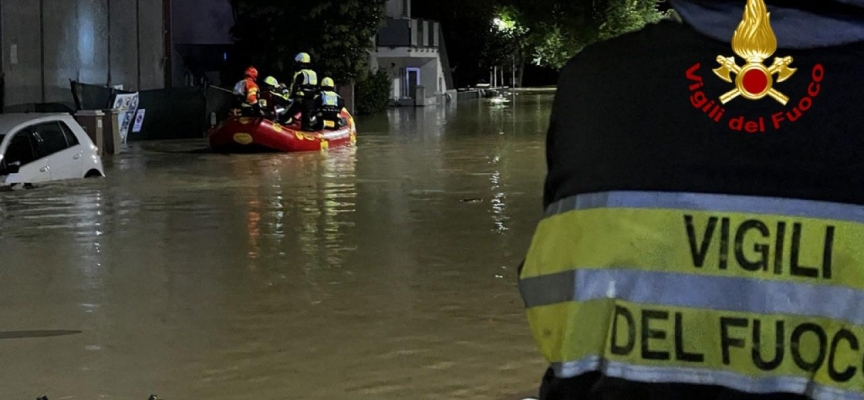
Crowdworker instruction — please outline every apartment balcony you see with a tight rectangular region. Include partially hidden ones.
[374,18,440,58]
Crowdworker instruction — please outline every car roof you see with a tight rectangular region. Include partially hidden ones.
[0,113,73,135]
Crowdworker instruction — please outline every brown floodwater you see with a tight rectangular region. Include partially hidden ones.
[0,90,553,400]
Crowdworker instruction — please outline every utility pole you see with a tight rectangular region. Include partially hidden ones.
[511,55,516,88]
[493,66,498,87]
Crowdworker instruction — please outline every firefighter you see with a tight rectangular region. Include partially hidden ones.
[261,76,291,123]
[232,66,261,116]
[285,52,319,131]
[520,0,864,399]
[312,77,347,130]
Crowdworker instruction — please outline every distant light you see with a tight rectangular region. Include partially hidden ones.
[223,52,228,61]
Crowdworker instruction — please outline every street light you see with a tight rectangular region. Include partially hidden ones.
[493,17,506,31]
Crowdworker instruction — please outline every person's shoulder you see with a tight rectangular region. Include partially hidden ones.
[561,19,692,73]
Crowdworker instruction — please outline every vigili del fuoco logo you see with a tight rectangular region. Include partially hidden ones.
[685,0,824,133]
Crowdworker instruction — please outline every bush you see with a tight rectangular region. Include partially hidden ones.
[355,69,391,116]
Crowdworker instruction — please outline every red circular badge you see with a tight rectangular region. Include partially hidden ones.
[742,69,769,95]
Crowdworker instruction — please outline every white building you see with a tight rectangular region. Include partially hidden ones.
[370,0,455,106]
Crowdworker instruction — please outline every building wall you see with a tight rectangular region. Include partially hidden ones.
[377,54,448,104]
[110,0,140,91]
[170,0,234,87]
[1,0,43,107]
[0,0,165,110]
[386,0,409,19]
[138,0,164,90]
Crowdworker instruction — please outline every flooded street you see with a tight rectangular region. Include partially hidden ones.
[0,91,552,399]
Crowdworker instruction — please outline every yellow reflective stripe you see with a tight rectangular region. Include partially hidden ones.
[528,298,864,393]
[306,70,318,85]
[295,70,318,86]
[528,300,610,363]
[521,208,860,290]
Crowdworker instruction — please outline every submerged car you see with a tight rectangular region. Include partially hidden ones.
[0,113,104,186]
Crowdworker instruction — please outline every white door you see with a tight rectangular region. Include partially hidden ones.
[1,131,51,184]
[31,121,84,181]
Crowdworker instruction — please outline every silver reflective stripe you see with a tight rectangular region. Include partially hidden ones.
[233,80,246,95]
[551,358,864,400]
[521,268,864,325]
[519,270,574,307]
[544,191,864,223]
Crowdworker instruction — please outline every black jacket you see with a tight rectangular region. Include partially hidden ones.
[537,18,864,400]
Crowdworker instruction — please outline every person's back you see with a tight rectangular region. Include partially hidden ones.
[313,77,345,130]
[291,69,318,96]
[286,52,319,130]
[233,66,260,115]
[289,53,319,99]
[520,1,864,399]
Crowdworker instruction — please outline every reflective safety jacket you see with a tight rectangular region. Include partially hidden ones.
[290,69,318,97]
[233,78,259,106]
[520,17,864,400]
[320,91,339,107]
[314,90,345,128]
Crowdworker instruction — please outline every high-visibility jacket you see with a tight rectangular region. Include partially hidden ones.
[315,90,343,112]
[233,78,259,107]
[314,90,346,128]
[290,69,318,98]
[320,91,339,107]
[520,10,864,400]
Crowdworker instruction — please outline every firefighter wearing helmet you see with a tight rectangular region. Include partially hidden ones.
[261,76,291,123]
[285,52,319,131]
[313,77,347,130]
[232,66,261,116]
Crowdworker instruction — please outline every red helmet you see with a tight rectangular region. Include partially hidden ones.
[244,66,259,80]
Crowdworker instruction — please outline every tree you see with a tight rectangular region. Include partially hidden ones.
[230,0,387,84]
[596,0,669,41]
[480,5,531,86]
[501,0,669,70]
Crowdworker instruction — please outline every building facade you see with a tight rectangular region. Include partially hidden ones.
[0,0,167,111]
[370,0,454,106]
[169,0,234,88]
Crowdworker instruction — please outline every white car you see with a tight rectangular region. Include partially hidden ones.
[0,113,105,186]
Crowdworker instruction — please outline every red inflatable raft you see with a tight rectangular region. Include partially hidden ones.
[208,110,357,153]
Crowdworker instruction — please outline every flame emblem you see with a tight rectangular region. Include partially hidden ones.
[712,0,797,105]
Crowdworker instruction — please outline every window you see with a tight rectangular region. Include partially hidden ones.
[31,122,72,158]
[59,122,79,147]
[4,132,37,167]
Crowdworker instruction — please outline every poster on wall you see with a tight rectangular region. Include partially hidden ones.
[132,109,146,133]
[112,93,139,143]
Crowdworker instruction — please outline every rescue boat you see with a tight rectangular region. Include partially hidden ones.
[208,109,357,153]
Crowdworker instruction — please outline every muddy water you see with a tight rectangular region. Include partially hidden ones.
[0,91,553,400]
